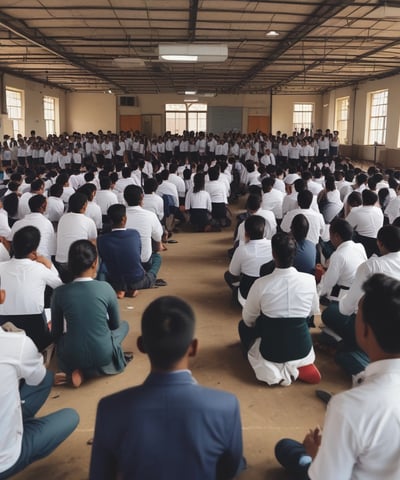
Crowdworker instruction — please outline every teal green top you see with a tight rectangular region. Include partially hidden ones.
[51,280,123,374]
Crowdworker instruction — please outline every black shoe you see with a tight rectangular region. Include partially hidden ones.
[124,351,134,363]
[154,278,168,287]
[316,389,332,405]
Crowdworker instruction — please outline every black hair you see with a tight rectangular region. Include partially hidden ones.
[107,203,126,225]
[377,225,400,252]
[294,178,306,193]
[13,226,40,258]
[362,189,378,206]
[124,184,143,206]
[28,194,46,213]
[3,192,19,217]
[143,178,158,194]
[68,192,88,213]
[347,191,362,208]
[31,178,44,192]
[68,239,97,278]
[208,166,219,181]
[271,231,296,268]
[99,176,111,190]
[141,296,195,370]
[291,213,309,242]
[49,183,63,197]
[244,215,265,240]
[56,172,69,186]
[193,173,205,193]
[361,274,400,353]
[246,193,261,212]
[297,189,313,209]
[261,176,275,192]
[330,218,353,242]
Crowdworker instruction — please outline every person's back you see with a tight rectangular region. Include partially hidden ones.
[90,296,244,480]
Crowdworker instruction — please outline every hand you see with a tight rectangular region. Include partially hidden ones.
[302,426,322,459]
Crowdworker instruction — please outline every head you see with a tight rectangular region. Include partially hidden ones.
[208,166,219,181]
[271,232,296,268]
[99,176,112,191]
[246,193,261,212]
[362,189,378,206]
[68,239,98,279]
[138,296,197,371]
[347,191,362,209]
[28,194,47,214]
[30,178,44,194]
[244,215,266,241]
[290,214,309,242]
[262,176,275,193]
[143,178,158,194]
[107,203,126,227]
[356,274,400,358]
[13,226,40,259]
[329,218,353,247]
[377,225,400,254]
[297,189,313,209]
[124,184,143,206]
[193,173,205,193]
[68,192,88,213]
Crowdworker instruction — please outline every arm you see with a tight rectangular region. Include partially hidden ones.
[339,261,368,316]
[50,288,65,341]
[242,280,262,327]
[106,285,121,330]
[318,252,341,297]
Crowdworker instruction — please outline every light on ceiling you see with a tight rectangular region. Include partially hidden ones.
[184,98,198,102]
[266,30,279,37]
[159,44,228,62]
[108,89,112,94]
[184,90,197,95]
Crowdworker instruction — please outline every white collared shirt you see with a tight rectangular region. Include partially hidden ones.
[346,205,384,238]
[229,238,272,277]
[309,359,400,480]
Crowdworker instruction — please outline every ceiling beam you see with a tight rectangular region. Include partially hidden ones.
[188,0,199,41]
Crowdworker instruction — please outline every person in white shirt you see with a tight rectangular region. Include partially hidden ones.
[261,177,284,221]
[124,184,163,268]
[236,194,277,243]
[225,216,273,306]
[185,173,214,232]
[260,148,276,167]
[78,183,103,230]
[18,178,45,220]
[156,170,179,208]
[46,184,65,225]
[275,273,400,480]
[0,226,62,351]
[142,178,164,221]
[205,166,230,227]
[239,232,321,386]
[281,190,327,245]
[8,195,56,259]
[95,176,118,217]
[55,193,97,279]
[0,322,79,479]
[385,188,400,224]
[318,219,367,302]
[322,225,400,377]
[114,167,139,203]
[346,189,384,257]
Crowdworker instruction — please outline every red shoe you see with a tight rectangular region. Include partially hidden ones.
[298,364,321,384]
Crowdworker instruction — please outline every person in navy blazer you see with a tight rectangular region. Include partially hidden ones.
[89,296,245,480]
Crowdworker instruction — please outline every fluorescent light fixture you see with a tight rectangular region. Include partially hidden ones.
[159,44,228,62]
[185,90,197,95]
[266,30,279,36]
[184,98,198,102]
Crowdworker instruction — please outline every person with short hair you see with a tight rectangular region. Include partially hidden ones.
[238,232,321,386]
[51,240,130,387]
[98,204,165,298]
[275,274,400,480]
[290,214,316,274]
[90,296,245,480]
[46,183,65,225]
[0,226,62,351]
[225,215,273,305]
[8,194,56,259]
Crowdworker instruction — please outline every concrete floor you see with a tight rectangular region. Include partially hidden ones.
[14,199,351,480]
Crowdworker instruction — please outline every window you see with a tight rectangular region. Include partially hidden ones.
[43,96,56,136]
[6,88,23,137]
[165,103,207,133]
[367,89,388,145]
[335,97,349,144]
[293,103,313,132]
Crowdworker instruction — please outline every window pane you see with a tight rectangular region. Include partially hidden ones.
[368,90,388,145]
[293,103,313,131]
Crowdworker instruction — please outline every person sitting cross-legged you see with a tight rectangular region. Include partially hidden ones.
[89,296,246,480]
[238,232,321,386]
[275,274,400,480]
[97,204,165,298]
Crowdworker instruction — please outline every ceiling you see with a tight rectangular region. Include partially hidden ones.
[1,0,400,96]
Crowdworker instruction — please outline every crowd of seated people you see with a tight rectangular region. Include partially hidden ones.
[1,125,400,479]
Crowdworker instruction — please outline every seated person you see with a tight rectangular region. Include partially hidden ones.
[0,319,79,479]
[90,296,245,480]
[97,204,165,298]
[238,232,321,386]
[290,214,316,274]
[224,215,272,306]
[184,172,215,232]
[51,240,130,387]
[318,218,367,303]
[275,274,400,480]
[0,226,62,351]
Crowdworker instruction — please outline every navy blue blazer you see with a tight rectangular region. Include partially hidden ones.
[89,370,244,480]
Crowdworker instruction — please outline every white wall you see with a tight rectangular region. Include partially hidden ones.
[66,92,117,133]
